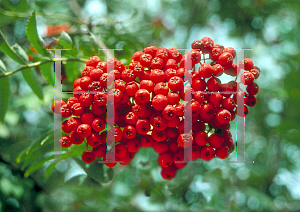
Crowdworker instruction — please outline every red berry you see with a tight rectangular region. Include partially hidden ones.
[200,146,215,161]
[92,144,106,158]
[177,133,193,148]
[103,152,118,167]
[134,89,150,105]
[154,82,169,96]
[219,52,234,68]
[123,125,136,139]
[153,141,169,154]
[69,131,84,145]
[140,80,154,93]
[194,131,208,146]
[215,145,230,159]
[208,133,224,149]
[51,99,66,113]
[136,119,151,135]
[87,132,102,147]
[246,82,259,95]
[152,94,168,111]
[107,127,123,143]
[216,109,231,125]
[158,152,173,167]
[59,136,72,148]
[82,150,95,163]
[140,135,154,148]
[126,138,141,153]
[198,63,213,78]
[162,105,177,121]
[77,124,92,138]
[114,143,128,158]
[86,56,101,67]
[161,166,177,180]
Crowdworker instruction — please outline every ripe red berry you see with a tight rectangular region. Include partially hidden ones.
[136,119,151,135]
[86,56,101,67]
[87,132,102,147]
[59,136,72,148]
[107,127,123,143]
[92,144,106,158]
[134,89,150,105]
[173,150,187,169]
[238,58,254,70]
[158,152,173,167]
[177,133,193,148]
[162,105,177,121]
[125,82,139,97]
[245,95,257,107]
[153,141,168,154]
[123,125,136,139]
[69,131,84,145]
[149,69,166,83]
[103,152,118,167]
[216,109,231,125]
[126,138,141,153]
[246,82,259,95]
[199,63,213,78]
[77,124,92,138]
[51,99,66,113]
[152,94,168,111]
[154,82,169,96]
[194,131,208,146]
[219,52,234,68]
[208,133,224,149]
[161,166,177,180]
[82,150,96,163]
[200,146,215,161]
[140,135,154,148]
[140,80,154,93]
[114,143,128,158]
[215,145,230,159]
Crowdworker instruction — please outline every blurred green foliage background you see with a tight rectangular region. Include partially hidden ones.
[0,0,299,211]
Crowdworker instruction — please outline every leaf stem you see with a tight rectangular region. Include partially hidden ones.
[0,58,86,79]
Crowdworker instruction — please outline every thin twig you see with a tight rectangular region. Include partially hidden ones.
[0,58,86,79]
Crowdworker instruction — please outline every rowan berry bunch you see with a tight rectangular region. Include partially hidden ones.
[51,36,260,180]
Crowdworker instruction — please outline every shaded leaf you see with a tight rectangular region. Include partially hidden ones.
[39,62,54,86]
[58,31,73,49]
[21,67,43,100]
[73,157,104,184]
[0,30,27,64]
[26,11,49,57]
[11,44,29,63]
[0,59,6,73]
[0,77,10,123]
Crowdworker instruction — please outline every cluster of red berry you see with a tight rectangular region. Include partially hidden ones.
[51,37,260,180]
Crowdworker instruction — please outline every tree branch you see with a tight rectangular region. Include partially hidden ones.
[0,58,86,79]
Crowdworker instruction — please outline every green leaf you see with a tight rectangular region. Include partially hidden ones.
[16,132,54,164]
[26,11,49,57]
[65,61,79,83]
[11,44,29,63]
[21,67,43,100]
[39,62,54,86]
[0,59,7,74]
[73,157,104,184]
[58,31,73,49]
[0,77,10,123]
[0,30,27,64]
[24,154,54,178]
[45,163,57,178]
